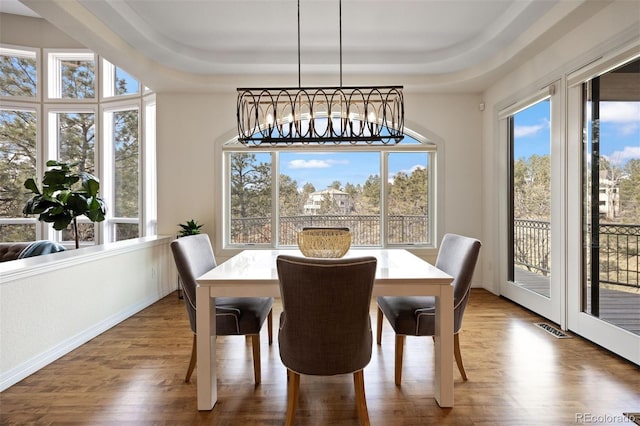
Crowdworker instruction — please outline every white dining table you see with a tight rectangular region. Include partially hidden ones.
[195,248,455,410]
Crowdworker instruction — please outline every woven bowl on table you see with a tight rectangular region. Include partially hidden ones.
[297,228,352,258]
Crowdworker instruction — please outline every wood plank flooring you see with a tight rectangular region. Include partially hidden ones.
[1,289,639,425]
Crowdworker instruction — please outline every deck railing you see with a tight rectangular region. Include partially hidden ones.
[514,219,639,289]
[230,215,638,288]
[231,214,430,247]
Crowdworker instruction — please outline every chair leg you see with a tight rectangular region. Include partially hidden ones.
[395,335,405,386]
[353,370,370,426]
[185,334,197,383]
[285,369,300,426]
[251,334,262,385]
[376,306,383,345]
[267,309,273,345]
[454,333,468,381]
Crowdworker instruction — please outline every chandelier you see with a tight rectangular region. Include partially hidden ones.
[236,0,404,146]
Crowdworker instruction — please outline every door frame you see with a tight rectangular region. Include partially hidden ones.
[498,85,565,326]
[566,45,640,365]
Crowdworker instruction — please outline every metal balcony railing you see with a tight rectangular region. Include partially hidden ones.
[514,219,639,289]
[231,214,430,247]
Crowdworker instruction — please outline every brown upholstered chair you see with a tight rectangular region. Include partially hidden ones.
[170,234,273,384]
[276,255,377,426]
[377,233,481,384]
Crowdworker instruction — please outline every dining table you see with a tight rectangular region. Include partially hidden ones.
[195,248,454,411]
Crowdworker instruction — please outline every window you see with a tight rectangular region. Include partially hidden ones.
[0,45,156,246]
[102,59,140,98]
[224,134,436,248]
[582,57,640,324]
[104,106,140,241]
[0,107,37,241]
[0,47,37,98]
[47,51,96,99]
[507,97,552,296]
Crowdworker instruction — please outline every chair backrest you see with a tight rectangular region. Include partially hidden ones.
[170,234,217,333]
[276,255,377,376]
[435,233,482,332]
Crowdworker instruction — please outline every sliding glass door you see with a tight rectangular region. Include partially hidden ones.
[582,58,639,334]
[567,53,639,364]
[502,91,562,323]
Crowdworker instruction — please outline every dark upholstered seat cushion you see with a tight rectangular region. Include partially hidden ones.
[377,296,437,336]
[276,255,377,376]
[216,296,273,335]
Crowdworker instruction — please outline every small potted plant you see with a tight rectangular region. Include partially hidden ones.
[178,219,203,237]
[23,160,107,249]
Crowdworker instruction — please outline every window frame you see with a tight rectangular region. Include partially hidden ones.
[45,49,97,101]
[0,45,40,102]
[101,99,142,242]
[0,44,156,247]
[220,134,437,251]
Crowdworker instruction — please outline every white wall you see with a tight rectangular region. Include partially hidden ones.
[155,91,484,270]
[0,236,175,391]
[0,13,82,48]
[480,1,640,294]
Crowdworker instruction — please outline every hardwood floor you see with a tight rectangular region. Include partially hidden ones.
[1,289,639,425]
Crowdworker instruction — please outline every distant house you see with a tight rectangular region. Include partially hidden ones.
[599,172,620,220]
[303,188,353,215]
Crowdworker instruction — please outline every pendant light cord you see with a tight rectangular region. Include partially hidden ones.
[298,0,301,88]
[339,0,342,87]
[298,0,343,87]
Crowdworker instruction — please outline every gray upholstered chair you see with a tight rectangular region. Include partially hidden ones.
[170,234,273,384]
[276,255,377,426]
[376,233,481,385]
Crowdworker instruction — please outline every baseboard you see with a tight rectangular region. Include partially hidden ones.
[0,288,172,392]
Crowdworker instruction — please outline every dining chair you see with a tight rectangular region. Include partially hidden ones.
[170,234,273,384]
[376,233,481,385]
[276,255,377,426]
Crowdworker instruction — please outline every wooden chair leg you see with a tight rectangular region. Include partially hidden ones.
[267,309,273,345]
[185,334,197,383]
[251,334,262,385]
[353,370,370,426]
[395,335,405,386]
[376,306,383,345]
[454,333,468,381]
[285,369,300,426]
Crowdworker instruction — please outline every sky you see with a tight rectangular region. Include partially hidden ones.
[277,97,639,192]
[277,141,429,191]
[514,99,640,165]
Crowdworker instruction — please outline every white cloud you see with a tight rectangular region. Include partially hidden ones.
[514,123,545,138]
[605,146,640,165]
[600,102,640,123]
[287,159,348,169]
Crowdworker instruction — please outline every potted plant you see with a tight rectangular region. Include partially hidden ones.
[178,219,203,237]
[23,160,107,249]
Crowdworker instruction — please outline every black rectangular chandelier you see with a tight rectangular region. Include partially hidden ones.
[236,1,404,146]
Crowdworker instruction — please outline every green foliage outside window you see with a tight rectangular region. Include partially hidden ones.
[1,49,144,244]
[229,151,430,246]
